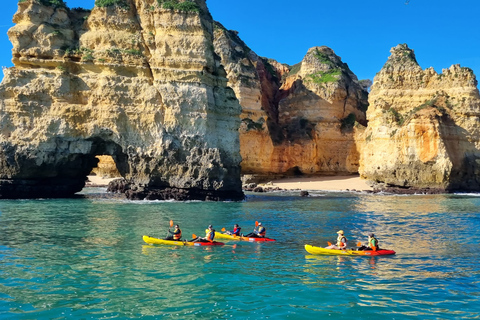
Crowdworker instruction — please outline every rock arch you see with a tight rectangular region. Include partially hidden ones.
[0,0,243,201]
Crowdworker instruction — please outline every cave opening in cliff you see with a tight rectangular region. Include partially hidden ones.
[88,155,122,180]
[82,138,128,190]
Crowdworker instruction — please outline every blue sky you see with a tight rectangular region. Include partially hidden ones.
[1,0,479,84]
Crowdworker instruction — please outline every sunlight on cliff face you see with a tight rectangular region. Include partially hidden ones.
[90,155,122,179]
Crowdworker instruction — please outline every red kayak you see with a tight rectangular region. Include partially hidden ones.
[215,233,276,242]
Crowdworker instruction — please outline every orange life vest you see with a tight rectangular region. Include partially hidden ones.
[173,228,182,240]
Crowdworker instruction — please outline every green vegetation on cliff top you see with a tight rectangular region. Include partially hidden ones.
[95,0,129,9]
[308,69,342,84]
[157,0,200,12]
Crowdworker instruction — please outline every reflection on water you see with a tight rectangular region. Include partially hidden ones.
[0,192,479,319]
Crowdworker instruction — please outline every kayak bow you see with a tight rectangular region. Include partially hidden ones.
[304,244,395,256]
[143,235,225,246]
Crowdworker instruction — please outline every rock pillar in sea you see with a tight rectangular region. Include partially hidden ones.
[358,44,480,192]
[0,0,243,201]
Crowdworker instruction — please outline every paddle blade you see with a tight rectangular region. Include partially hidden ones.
[221,228,226,232]
[357,242,362,247]
[255,221,259,227]
[170,220,174,228]
[192,234,197,239]
[373,246,377,252]
[327,241,332,246]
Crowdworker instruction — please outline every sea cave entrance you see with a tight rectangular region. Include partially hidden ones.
[86,155,123,187]
[78,138,128,192]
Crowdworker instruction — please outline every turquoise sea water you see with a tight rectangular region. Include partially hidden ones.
[0,188,479,319]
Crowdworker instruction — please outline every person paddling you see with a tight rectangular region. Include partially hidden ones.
[326,230,347,249]
[193,225,215,242]
[226,224,241,236]
[358,233,379,251]
[244,222,266,238]
[165,224,182,241]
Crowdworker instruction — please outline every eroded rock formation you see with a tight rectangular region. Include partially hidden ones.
[90,155,121,178]
[213,23,369,180]
[0,0,243,200]
[358,44,480,192]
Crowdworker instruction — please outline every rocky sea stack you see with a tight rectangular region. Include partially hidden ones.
[359,44,480,192]
[0,0,244,200]
[213,23,369,181]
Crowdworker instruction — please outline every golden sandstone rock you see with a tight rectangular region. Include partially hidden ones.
[213,24,369,180]
[358,44,480,192]
[0,0,243,200]
[2,1,480,198]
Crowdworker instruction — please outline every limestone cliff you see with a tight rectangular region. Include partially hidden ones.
[213,24,368,179]
[0,0,243,200]
[358,44,480,192]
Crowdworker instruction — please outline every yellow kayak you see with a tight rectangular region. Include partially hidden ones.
[142,235,225,246]
[304,244,395,256]
[215,233,276,242]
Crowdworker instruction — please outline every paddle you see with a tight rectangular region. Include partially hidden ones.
[328,241,347,250]
[166,220,174,238]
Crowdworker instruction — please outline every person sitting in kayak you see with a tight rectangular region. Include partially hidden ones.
[358,233,380,251]
[165,224,182,241]
[244,222,266,238]
[326,230,347,249]
[226,224,241,236]
[193,225,215,242]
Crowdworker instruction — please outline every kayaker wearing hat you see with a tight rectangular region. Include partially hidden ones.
[192,225,216,242]
[326,230,347,249]
[244,222,266,238]
[204,225,216,242]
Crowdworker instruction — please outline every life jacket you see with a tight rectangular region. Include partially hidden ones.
[173,228,182,240]
[205,229,215,242]
[336,235,347,248]
[233,227,241,236]
[258,226,266,237]
[369,237,379,250]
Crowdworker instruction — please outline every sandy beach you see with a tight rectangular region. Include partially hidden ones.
[261,175,373,192]
[85,175,118,187]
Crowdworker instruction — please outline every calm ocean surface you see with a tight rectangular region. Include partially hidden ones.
[0,188,479,319]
